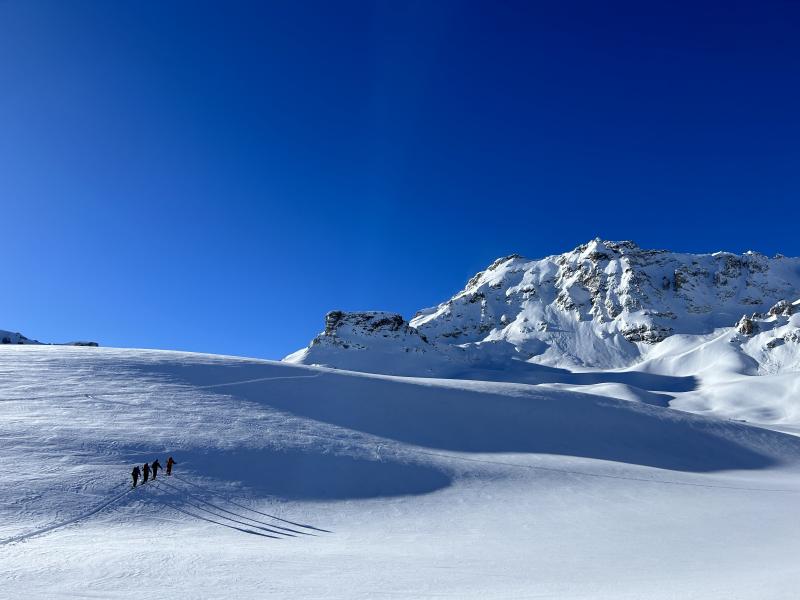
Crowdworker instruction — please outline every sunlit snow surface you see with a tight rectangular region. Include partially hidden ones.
[2,345,800,599]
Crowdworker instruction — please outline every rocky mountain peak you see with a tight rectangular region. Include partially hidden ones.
[287,240,800,372]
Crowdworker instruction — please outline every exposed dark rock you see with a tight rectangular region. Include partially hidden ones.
[784,330,800,343]
[465,271,484,289]
[736,316,756,336]
[323,310,423,340]
[621,324,673,344]
[324,311,346,334]
[556,290,577,311]
[674,269,688,290]
[605,240,640,252]
[769,300,794,317]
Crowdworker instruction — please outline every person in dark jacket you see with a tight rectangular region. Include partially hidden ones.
[143,462,151,483]
[151,459,162,480]
[131,465,141,488]
[166,456,177,476]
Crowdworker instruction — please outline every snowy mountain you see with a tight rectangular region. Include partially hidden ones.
[0,328,98,347]
[286,239,800,374]
[5,241,800,599]
[0,329,41,345]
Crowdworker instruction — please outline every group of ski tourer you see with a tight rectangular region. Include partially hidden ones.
[131,456,176,487]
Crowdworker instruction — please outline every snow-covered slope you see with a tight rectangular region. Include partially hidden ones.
[286,239,800,373]
[4,345,800,599]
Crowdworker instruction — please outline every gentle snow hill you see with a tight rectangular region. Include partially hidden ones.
[286,238,800,373]
[3,345,800,599]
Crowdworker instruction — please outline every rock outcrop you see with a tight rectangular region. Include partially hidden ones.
[736,316,756,336]
[308,311,429,351]
[769,300,795,317]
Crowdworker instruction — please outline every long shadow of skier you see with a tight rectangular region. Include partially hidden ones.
[148,481,282,539]
[157,478,308,536]
[171,474,332,533]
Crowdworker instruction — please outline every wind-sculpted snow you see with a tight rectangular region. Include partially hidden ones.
[0,346,797,510]
[286,239,800,373]
[0,348,451,508]
[4,346,800,598]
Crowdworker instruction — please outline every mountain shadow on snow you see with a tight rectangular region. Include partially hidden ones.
[174,448,451,500]
[129,359,797,474]
[449,361,698,392]
[255,374,786,473]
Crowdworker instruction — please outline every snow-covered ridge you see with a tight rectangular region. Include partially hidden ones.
[0,328,98,347]
[0,330,40,345]
[286,239,800,373]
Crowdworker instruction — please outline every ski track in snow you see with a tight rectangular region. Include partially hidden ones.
[3,445,796,549]
[0,474,326,547]
[0,483,134,546]
[0,371,325,403]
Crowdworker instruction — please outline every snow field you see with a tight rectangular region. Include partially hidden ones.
[2,345,800,598]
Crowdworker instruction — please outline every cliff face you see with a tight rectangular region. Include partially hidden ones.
[282,310,459,377]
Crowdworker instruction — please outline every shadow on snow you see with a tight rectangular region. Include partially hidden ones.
[123,447,451,501]
[126,360,797,475]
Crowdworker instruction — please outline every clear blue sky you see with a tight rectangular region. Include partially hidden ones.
[2,1,799,358]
